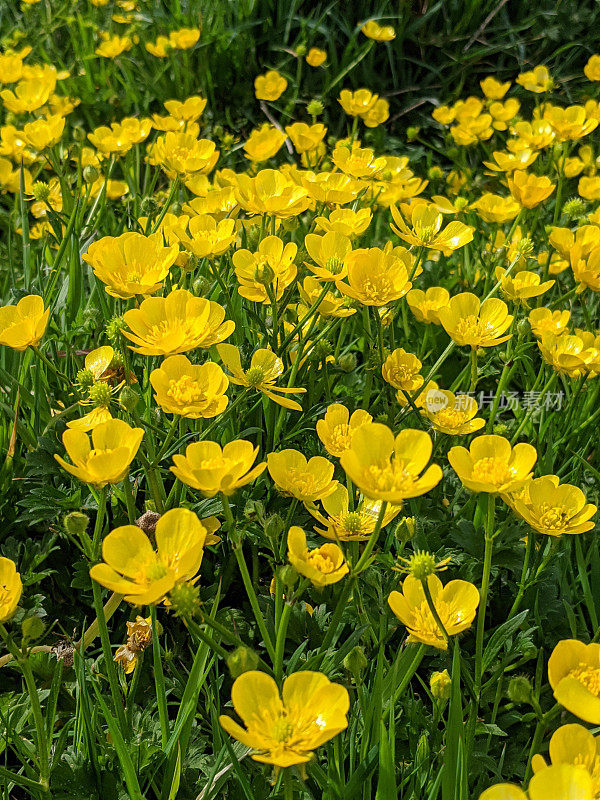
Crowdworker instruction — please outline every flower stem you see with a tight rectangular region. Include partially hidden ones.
[475,494,495,688]
[221,494,276,662]
[150,605,169,748]
[352,501,387,575]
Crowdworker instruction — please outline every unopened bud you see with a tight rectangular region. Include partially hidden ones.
[64,511,89,538]
[277,564,298,593]
[227,645,259,678]
[337,353,357,373]
[507,676,533,704]
[430,669,451,702]
[265,513,284,542]
[307,100,324,117]
[343,645,368,682]
[406,126,420,141]
[83,165,100,184]
[168,582,201,620]
[119,386,141,412]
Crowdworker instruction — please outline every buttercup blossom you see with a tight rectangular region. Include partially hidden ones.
[390,204,474,254]
[308,483,401,542]
[0,294,50,351]
[508,475,596,537]
[90,508,206,605]
[316,403,372,457]
[54,419,144,487]
[287,526,348,586]
[83,232,179,299]
[0,557,22,623]
[388,574,480,650]
[267,449,338,502]
[439,293,513,349]
[340,423,442,504]
[254,70,287,101]
[123,290,234,356]
[171,440,266,497]
[217,344,306,410]
[448,435,537,494]
[232,236,297,303]
[219,670,349,766]
[150,355,229,418]
[548,639,600,724]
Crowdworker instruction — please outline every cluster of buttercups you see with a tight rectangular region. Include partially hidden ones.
[1,17,600,794]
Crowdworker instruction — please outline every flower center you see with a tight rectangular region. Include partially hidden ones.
[145,561,169,581]
[366,459,413,494]
[343,512,364,533]
[433,408,469,429]
[324,256,344,275]
[246,366,265,387]
[538,505,570,530]
[307,548,338,574]
[330,423,352,452]
[167,375,207,406]
[455,315,491,342]
[471,457,513,486]
[568,664,600,697]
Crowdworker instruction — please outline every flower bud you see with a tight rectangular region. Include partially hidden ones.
[406,126,420,141]
[83,165,100,184]
[63,511,90,538]
[119,386,141,412]
[140,196,159,217]
[76,368,95,389]
[430,669,451,702]
[227,645,259,678]
[507,676,533,704]
[88,382,112,407]
[337,353,357,373]
[277,564,298,593]
[192,275,211,296]
[295,43,307,57]
[343,645,368,682]
[427,165,444,181]
[307,99,324,117]
[265,513,284,542]
[106,315,126,342]
[244,499,265,521]
[415,733,429,767]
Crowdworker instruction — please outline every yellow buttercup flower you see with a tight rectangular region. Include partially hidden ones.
[306,48,327,67]
[543,104,598,142]
[1,79,51,113]
[285,122,327,154]
[304,230,352,281]
[168,28,200,50]
[267,449,338,503]
[315,207,372,237]
[423,389,485,436]
[332,142,386,180]
[146,36,172,57]
[301,171,365,205]
[471,193,521,223]
[114,616,153,675]
[479,764,593,800]
[516,65,553,93]
[298,278,356,319]
[339,88,378,118]
[307,483,401,542]
[585,54,600,81]
[88,117,152,156]
[0,294,50,351]
[570,244,600,292]
[67,406,114,433]
[483,148,539,172]
[361,98,390,128]
[532,724,600,796]
[510,120,555,150]
[495,267,554,304]
[22,114,65,150]
[316,404,372,457]
[150,355,229,418]
[54,419,144,487]
[439,293,513,349]
[579,176,600,200]
[123,290,234,356]
[233,235,297,303]
[243,124,287,163]
[336,242,412,306]
[164,96,207,124]
[382,349,423,394]
[147,132,219,179]
[508,475,596,537]
[361,20,395,41]
[0,557,22,623]
[388,574,479,650]
[390,203,474,254]
[254,70,287,101]
[528,307,570,339]
[219,670,349,766]
[235,169,310,217]
[406,287,449,325]
[538,332,596,377]
[172,215,236,259]
[508,170,555,208]
[95,33,132,58]
[171,440,266,497]
[83,232,179,299]
[340,423,442,504]
[287,526,348,586]
[0,51,27,84]
[549,639,600,724]
[448,434,537,494]
[90,508,206,605]
[217,344,306,411]
[480,76,510,99]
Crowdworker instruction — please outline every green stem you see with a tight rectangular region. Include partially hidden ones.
[469,347,478,393]
[421,578,449,644]
[507,531,535,620]
[475,495,495,687]
[150,605,169,748]
[221,494,276,662]
[352,501,388,575]
[0,624,51,792]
